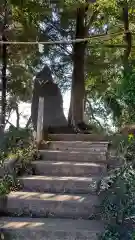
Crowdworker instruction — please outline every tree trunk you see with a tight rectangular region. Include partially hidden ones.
[68,94,72,126]
[68,6,87,126]
[26,116,32,128]
[1,37,7,129]
[1,0,8,131]
[15,104,20,129]
[122,1,131,72]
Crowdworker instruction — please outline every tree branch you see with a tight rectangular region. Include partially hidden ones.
[1,0,8,129]
[25,116,31,128]
[85,10,98,35]
[86,99,103,129]
[44,17,72,55]
[122,0,131,69]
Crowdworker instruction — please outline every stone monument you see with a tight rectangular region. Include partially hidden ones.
[31,65,68,133]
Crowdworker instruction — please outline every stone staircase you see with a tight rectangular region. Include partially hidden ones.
[0,134,109,240]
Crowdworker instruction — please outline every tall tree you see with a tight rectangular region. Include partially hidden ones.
[1,0,8,130]
[68,1,97,128]
[2,0,135,132]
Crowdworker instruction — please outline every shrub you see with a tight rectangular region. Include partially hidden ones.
[99,136,135,240]
[0,127,38,195]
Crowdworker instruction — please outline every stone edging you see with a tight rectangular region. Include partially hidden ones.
[0,157,20,214]
[0,157,19,178]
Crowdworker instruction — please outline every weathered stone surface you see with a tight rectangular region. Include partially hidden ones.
[39,150,107,163]
[18,175,100,194]
[4,191,99,219]
[0,139,109,239]
[0,157,18,177]
[0,195,7,213]
[31,65,67,132]
[0,218,104,240]
[48,134,108,141]
[31,161,107,177]
[41,141,109,152]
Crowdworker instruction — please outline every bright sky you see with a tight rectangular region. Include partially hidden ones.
[8,90,115,132]
[9,91,71,128]
[8,43,72,128]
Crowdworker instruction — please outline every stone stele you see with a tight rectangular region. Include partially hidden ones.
[31,65,68,133]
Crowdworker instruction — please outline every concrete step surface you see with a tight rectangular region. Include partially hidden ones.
[41,141,108,151]
[48,134,108,142]
[18,175,101,194]
[31,161,107,177]
[39,150,107,163]
[0,217,104,240]
[42,147,107,153]
[0,137,109,239]
[1,191,99,219]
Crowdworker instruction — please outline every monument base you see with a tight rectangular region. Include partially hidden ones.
[43,126,75,135]
[43,122,93,135]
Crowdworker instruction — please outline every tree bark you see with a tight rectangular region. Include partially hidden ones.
[68,3,97,128]
[68,6,87,126]
[122,1,131,72]
[1,0,8,131]
[26,116,32,128]
[15,104,20,129]
[1,35,7,129]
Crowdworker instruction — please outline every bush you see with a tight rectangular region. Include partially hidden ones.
[99,136,135,240]
[0,127,33,164]
[0,127,38,195]
[0,174,20,196]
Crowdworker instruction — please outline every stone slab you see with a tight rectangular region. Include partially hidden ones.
[3,191,99,219]
[41,141,108,152]
[39,150,107,163]
[0,217,104,240]
[31,161,107,177]
[18,175,101,194]
[48,134,108,142]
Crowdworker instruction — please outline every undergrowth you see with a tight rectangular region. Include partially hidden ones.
[0,127,39,195]
[0,127,40,240]
[99,135,135,240]
[0,174,20,196]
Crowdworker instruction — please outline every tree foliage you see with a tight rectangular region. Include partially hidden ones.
[1,0,135,130]
[100,137,135,239]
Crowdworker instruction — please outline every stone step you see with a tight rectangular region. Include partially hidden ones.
[18,175,101,194]
[1,192,99,219]
[31,161,107,177]
[48,134,108,142]
[42,147,107,153]
[39,150,107,163]
[41,141,108,152]
[0,217,104,240]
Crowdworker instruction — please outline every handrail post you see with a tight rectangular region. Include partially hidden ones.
[36,97,44,144]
